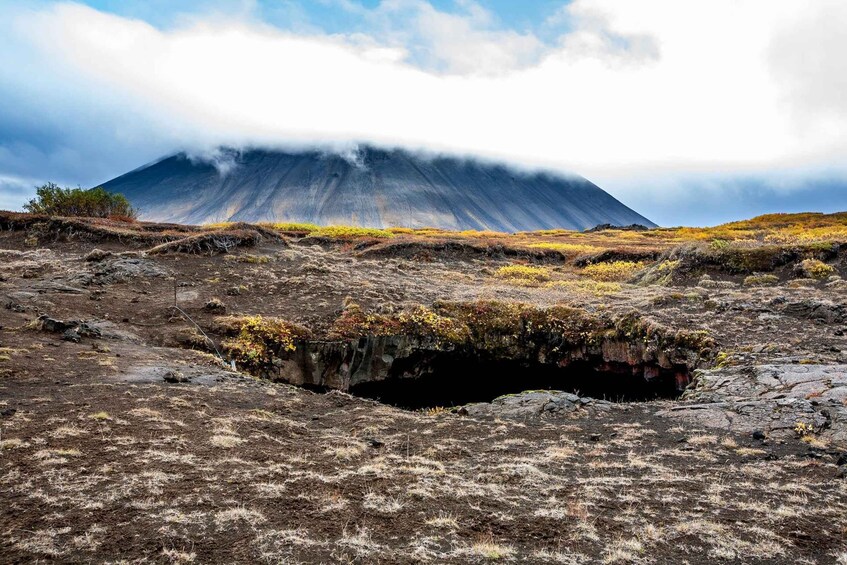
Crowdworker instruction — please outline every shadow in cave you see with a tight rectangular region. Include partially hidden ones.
[348,354,690,410]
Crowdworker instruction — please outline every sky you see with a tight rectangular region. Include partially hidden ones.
[1,0,846,226]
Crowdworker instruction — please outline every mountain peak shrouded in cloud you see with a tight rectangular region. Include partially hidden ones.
[1,0,847,225]
[99,145,656,230]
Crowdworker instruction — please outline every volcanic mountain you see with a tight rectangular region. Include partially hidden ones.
[100,146,655,231]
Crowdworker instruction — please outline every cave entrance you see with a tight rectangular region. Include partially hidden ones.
[348,354,691,410]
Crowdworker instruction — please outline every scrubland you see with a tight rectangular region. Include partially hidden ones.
[0,211,846,563]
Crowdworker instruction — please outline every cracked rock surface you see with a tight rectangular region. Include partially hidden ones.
[663,364,847,442]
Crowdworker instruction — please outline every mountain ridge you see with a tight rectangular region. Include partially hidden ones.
[100,146,655,231]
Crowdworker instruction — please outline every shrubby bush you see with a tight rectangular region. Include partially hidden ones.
[23,183,136,220]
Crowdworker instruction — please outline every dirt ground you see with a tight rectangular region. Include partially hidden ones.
[1,219,847,563]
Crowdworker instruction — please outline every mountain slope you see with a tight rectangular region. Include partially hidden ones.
[100,147,655,231]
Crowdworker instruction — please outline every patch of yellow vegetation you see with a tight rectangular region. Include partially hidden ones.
[224,254,272,264]
[203,222,235,230]
[260,222,321,232]
[525,242,600,255]
[222,316,310,371]
[799,259,835,279]
[495,264,551,283]
[550,279,622,296]
[311,226,394,239]
[675,212,847,244]
[581,261,644,282]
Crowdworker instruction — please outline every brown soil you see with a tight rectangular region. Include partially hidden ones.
[1,218,846,563]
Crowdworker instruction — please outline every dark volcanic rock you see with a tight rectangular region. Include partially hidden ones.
[100,146,655,231]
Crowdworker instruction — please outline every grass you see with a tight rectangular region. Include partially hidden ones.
[581,261,644,282]
[259,222,321,233]
[209,434,244,448]
[467,537,516,560]
[526,242,600,254]
[311,226,394,239]
[495,264,551,284]
[743,274,779,286]
[550,279,622,295]
[225,254,272,264]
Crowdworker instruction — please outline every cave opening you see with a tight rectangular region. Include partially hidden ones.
[348,353,692,410]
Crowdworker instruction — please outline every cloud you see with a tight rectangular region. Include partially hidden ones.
[0,0,846,223]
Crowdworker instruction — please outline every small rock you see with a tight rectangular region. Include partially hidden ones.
[37,315,75,333]
[62,328,81,343]
[84,249,112,262]
[162,370,189,383]
[752,430,766,441]
[77,323,101,338]
[204,298,226,313]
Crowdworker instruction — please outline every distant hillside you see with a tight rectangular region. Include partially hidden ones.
[100,146,655,231]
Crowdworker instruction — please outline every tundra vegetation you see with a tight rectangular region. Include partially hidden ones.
[23,183,136,220]
[0,209,845,563]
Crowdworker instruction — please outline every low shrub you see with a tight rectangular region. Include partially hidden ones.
[221,316,311,371]
[798,259,836,280]
[24,183,136,220]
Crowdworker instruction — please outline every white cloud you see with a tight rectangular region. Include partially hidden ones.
[1,0,846,215]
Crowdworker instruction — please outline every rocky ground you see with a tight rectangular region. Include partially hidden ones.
[1,214,846,563]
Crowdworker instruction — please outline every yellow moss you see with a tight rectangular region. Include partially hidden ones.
[222,316,310,370]
[259,222,321,232]
[581,261,644,282]
[204,222,235,230]
[455,229,507,238]
[549,280,622,296]
[525,242,600,255]
[310,226,394,239]
[799,259,835,279]
[397,305,469,343]
[656,260,681,272]
[494,265,551,283]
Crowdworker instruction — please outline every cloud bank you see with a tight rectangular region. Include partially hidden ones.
[1,0,846,224]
